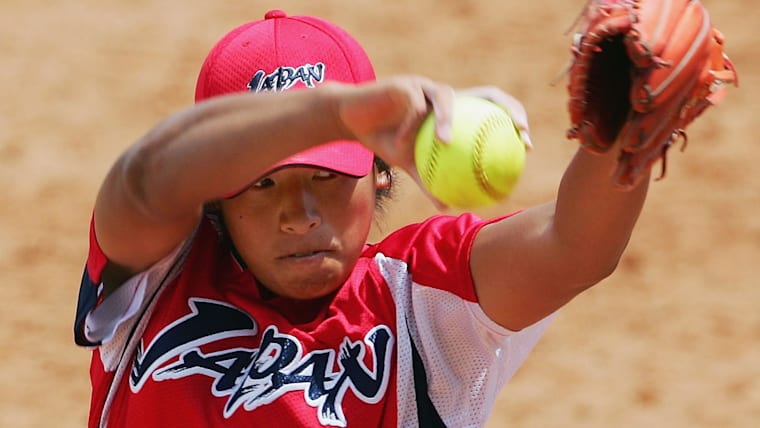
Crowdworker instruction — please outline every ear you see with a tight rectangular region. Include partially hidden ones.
[375,169,391,190]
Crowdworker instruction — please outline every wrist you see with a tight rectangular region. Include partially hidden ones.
[316,82,357,142]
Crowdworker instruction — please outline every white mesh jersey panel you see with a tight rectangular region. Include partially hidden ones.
[374,253,554,428]
[86,240,190,371]
[374,253,419,427]
[91,273,149,371]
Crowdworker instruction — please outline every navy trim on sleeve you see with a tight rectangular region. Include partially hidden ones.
[409,328,446,428]
[74,266,101,347]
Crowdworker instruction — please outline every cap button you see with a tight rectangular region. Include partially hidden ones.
[264,10,287,19]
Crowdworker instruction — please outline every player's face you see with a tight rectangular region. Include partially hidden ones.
[220,167,379,299]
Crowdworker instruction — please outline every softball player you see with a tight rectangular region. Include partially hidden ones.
[74,9,650,427]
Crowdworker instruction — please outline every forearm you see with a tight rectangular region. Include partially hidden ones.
[118,86,347,218]
[552,147,650,282]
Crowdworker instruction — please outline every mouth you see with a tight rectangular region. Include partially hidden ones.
[288,250,323,258]
[279,248,332,259]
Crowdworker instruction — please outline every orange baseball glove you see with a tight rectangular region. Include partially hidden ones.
[566,0,738,187]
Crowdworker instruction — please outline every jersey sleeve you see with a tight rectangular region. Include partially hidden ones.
[375,213,501,302]
[73,214,191,349]
[371,213,556,426]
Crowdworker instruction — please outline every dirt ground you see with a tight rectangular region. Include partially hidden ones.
[1,0,757,427]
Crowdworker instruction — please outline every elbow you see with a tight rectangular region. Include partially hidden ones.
[563,254,622,293]
[115,145,162,219]
[551,228,631,293]
[590,256,621,284]
[553,247,620,295]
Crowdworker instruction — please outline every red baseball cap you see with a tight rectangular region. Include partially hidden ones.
[195,10,376,184]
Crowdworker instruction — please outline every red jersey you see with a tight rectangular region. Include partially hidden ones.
[74,213,553,427]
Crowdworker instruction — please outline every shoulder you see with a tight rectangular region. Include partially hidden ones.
[361,213,513,300]
[372,213,482,246]
[367,213,509,260]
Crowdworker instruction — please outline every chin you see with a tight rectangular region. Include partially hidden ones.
[283,286,340,301]
[273,277,343,300]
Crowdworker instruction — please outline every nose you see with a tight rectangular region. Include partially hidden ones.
[279,187,322,234]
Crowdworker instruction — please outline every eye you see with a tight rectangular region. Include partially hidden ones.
[250,177,275,189]
[313,170,336,180]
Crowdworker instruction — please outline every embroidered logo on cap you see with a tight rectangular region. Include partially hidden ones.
[247,63,326,92]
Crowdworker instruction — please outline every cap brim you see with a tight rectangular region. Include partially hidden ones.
[223,141,374,198]
[269,140,374,178]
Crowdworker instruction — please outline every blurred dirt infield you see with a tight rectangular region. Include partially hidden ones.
[1,1,758,427]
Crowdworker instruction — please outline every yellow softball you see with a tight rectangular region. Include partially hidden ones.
[414,96,526,209]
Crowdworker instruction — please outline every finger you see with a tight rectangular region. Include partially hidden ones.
[457,86,533,150]
[391,78,433,147]
[424,83,455,144]
[485,91,533,150]
[426,84,456,144]
[493,92,533,151]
